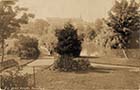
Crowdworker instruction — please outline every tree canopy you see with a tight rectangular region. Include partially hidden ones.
[55,23,82,57]
[105,0,140,48]
[0,0,34,62]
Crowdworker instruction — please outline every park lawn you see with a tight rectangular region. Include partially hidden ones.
[88,57,140,67]
[35,66,140,90]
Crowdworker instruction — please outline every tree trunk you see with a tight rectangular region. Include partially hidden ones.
[0,38,4,89]
[1,39,5,64]
[122,49,128,60]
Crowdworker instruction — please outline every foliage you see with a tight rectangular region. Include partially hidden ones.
[20,19,58,55]
[105,0,140,49]
[53,55,90,72]
[0,71,32,90]
[55,23,82,57]
[41,26,57,55]
[86,25,96,41]
[0,0,34,42]
[18,35,40,59]
[0,0,34,62]
[93,19,117,48]
[21,19,49,36]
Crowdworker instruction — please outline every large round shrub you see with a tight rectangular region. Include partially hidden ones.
[18,35,40,59]
[53,56,91,72]
[55,23,82,57]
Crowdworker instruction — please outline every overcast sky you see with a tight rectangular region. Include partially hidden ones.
[18,0,115,22]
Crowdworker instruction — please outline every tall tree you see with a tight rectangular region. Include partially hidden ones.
[0,0,34,63]
[106,0,140,48]
[55,23,82,57]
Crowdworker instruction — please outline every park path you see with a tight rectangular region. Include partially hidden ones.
[91,63,140,72]
[20,58,54,74]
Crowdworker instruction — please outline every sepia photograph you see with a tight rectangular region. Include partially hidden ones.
[0,0,140,90]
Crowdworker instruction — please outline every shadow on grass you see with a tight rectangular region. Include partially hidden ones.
[75,66,117,74]
[41,64,117,74]
[41,66,117,74]
[79,56,99,59]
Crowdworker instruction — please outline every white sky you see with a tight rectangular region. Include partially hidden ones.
[18,0,115,22]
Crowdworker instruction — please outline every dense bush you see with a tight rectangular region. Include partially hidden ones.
[53,23,87,72]
[18,35,40,59]
[53,56,90,72]
[0,72,32,90]
[55,23,82,57]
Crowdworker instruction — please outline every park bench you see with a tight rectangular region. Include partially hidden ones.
[0,59,19,72]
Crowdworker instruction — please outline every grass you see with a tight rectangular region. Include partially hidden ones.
[35,66,140,90]
[1,55,140,90]
[87,57,140,67]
